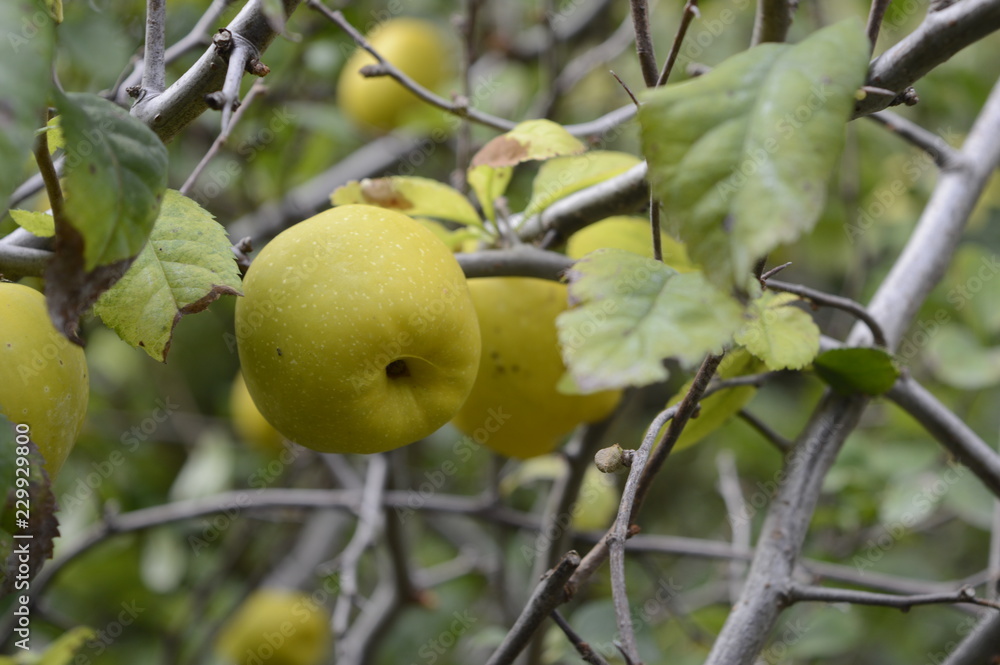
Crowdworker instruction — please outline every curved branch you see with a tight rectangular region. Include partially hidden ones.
[784,583,997,611]
[458,248,574,281]
[855,0,1000,117]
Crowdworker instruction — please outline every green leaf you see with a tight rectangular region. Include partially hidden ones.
[735,292,820,370]
[925,324,1000,390]
[557,248,744,392]
[668,348,764,451]
[93,190,243,362]
[331,177,483,228]
[523,151,641,218]
[467,165,513,226]
[471,119,586,169]
[9,209,54,237]
[813,347,900,395]
[0,0,55,214]
[638,19,869,291]
[56,91,168,270]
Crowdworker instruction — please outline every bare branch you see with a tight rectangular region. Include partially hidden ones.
[458,248,574,281]
[784,583,999,611]
[752,0,796,45]
[850,77,1000,348]
[866,111,963,168]
[763,278,888,348]
[855,0,1000,116]
[181,81,267,195]
[656,0,701,86]
[865,0,893,51]
[484,551,581,665]
[716,451,749,603]
[332,455,388,642]
[630,0,659,87]
[131,0,301,142]
[939,611,1000,665]
[141,0,167,94]
[885,374,1000,498]
[551,610,612,665]
[736,409,793,454]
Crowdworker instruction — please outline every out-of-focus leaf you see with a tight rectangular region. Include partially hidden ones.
[557,249,743,392]
[332,177,483,228]
[524,151,641,218]
[668,348,764,451]
[93,190,242,362]
[0,0,55,214]
[925,324,1000,390]
[736,292,820,370]
[638,19,869,291]
[813,347,900,395]
[9,209,54,237]
[36,627,97,665]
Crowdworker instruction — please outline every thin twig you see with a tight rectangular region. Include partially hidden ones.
[764,278,888,348]
[32,121,65,228]
[179,80,267,195]
[483,551,581,665]
[784,583,1000,611]
[551,610,612,665]
[866,111,963,169]
[332,455,389,642]
[630,0,659,87]
[737,409,793,453]
[865,0,893,51]
[655,0,700,87]
[141,0,167,94]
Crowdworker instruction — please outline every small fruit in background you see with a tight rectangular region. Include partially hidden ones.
[215,588,332,665]
[235,205,481,455]
[0,282,89,479]
[452,277,620,459]
[229,371,284,455]
[566,215,695,271]
[337,18,452,132]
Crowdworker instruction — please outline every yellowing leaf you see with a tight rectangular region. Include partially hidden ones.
[557,248,743,392]
[524,151,641,218]
[667,348,764,451]
[735,292,820,370]
[332,176,483,228]
[93,190,243,362]
[471,119,586,168]
[9,209,54,237]
[638,19,869,291]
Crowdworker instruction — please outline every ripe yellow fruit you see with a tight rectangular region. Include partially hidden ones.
[452,278,620,459]
[337,18,451,131]
[234,205,481,455]
[566,216,695,271]
[215,588,331,665]
[0,282,88,479]
[230,371,284,455]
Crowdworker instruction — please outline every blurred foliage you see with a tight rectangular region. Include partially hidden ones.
[3,0,1000,663]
